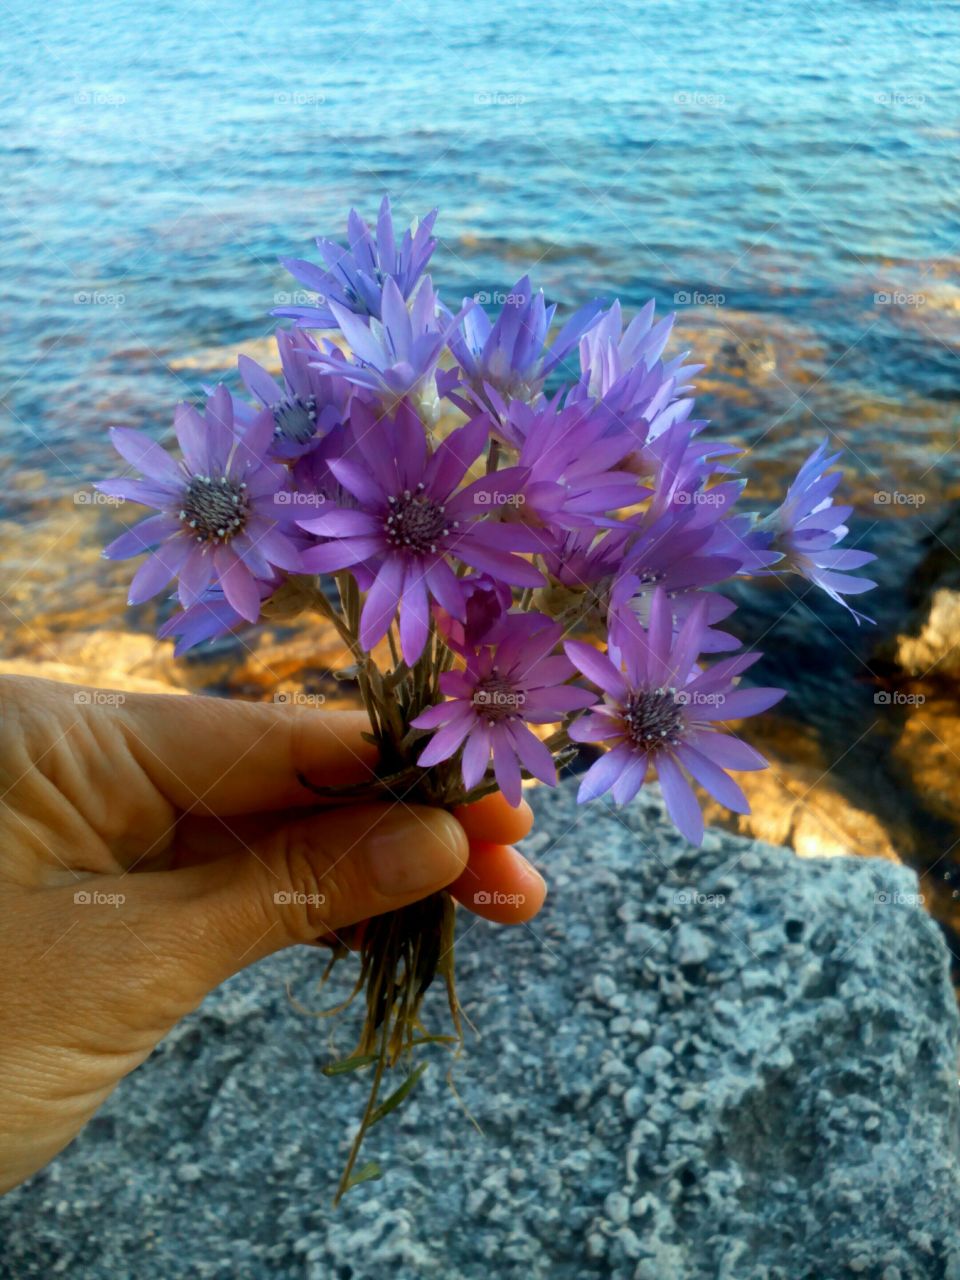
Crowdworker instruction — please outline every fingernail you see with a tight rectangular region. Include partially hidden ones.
[364,808,468,898]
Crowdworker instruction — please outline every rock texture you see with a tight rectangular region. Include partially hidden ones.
[0,782,958,1280]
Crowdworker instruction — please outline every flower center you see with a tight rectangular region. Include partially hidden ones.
[473,672,525,723]
[383,483,451,555]
[180,476,249,545]
[622,688,684,752]
[273,395,317,445]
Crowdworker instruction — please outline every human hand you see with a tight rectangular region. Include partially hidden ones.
[0,675,545,1193]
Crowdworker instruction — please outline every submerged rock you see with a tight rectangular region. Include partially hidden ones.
[0,780,956,1279]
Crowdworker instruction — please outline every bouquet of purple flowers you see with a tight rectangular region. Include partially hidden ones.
[98,197,875,1196]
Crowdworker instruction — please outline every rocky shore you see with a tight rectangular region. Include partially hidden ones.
[0,780,957,1279]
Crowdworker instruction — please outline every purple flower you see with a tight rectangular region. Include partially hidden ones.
[411,614,596,805]
[442,275,602,412]
[568,299,703,448]
[502,396,645,531]
[297,401,544,663]
[98,386,303,623]
[311,276,465,409]
[157,581,275,655]
[566,589,784,844]
[275,195,438,329]
[234,328,353,459]
[758,440,877,623]
[607,506,744,655]
[435,573,513,652]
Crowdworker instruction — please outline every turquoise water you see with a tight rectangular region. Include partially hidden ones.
[3,0,960,921]
[1,0,959,550]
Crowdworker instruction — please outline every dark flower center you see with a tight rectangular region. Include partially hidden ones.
[180,476,249,545]
[622,688,684,752]
[473,672,524,723]
[273,395,317,445]
[383,483,451,555]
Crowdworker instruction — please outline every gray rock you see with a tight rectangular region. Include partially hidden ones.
[0,779,958,1280]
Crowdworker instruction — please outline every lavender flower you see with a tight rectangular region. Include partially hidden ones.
[568,299,703,448]
[276,195,438,329]
[442,275,602,412]
[311,276,464,410]
[566,589,784,844]
[157,581,275,655]
[758,440,877,622]
[411,615,596,805]
[235,328,353,459]
[98,387,302,622]
[298,402,544,663]
[500,397,644,532]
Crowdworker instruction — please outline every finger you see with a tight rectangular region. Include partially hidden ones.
[115,696,379,816]
[113,802,469,996]
[448,841,546,924]
[452,793,534,846]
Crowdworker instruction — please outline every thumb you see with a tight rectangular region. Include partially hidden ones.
[124,803,469,1000]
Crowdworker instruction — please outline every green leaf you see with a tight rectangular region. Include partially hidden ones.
[321,1053,379,1077]
[369,1063,428,1127]
[344,1161,383,1191]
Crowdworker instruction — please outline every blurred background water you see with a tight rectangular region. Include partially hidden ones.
[2,0,960,941]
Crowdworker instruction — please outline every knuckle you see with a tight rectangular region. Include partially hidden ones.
[274,828,342,941]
